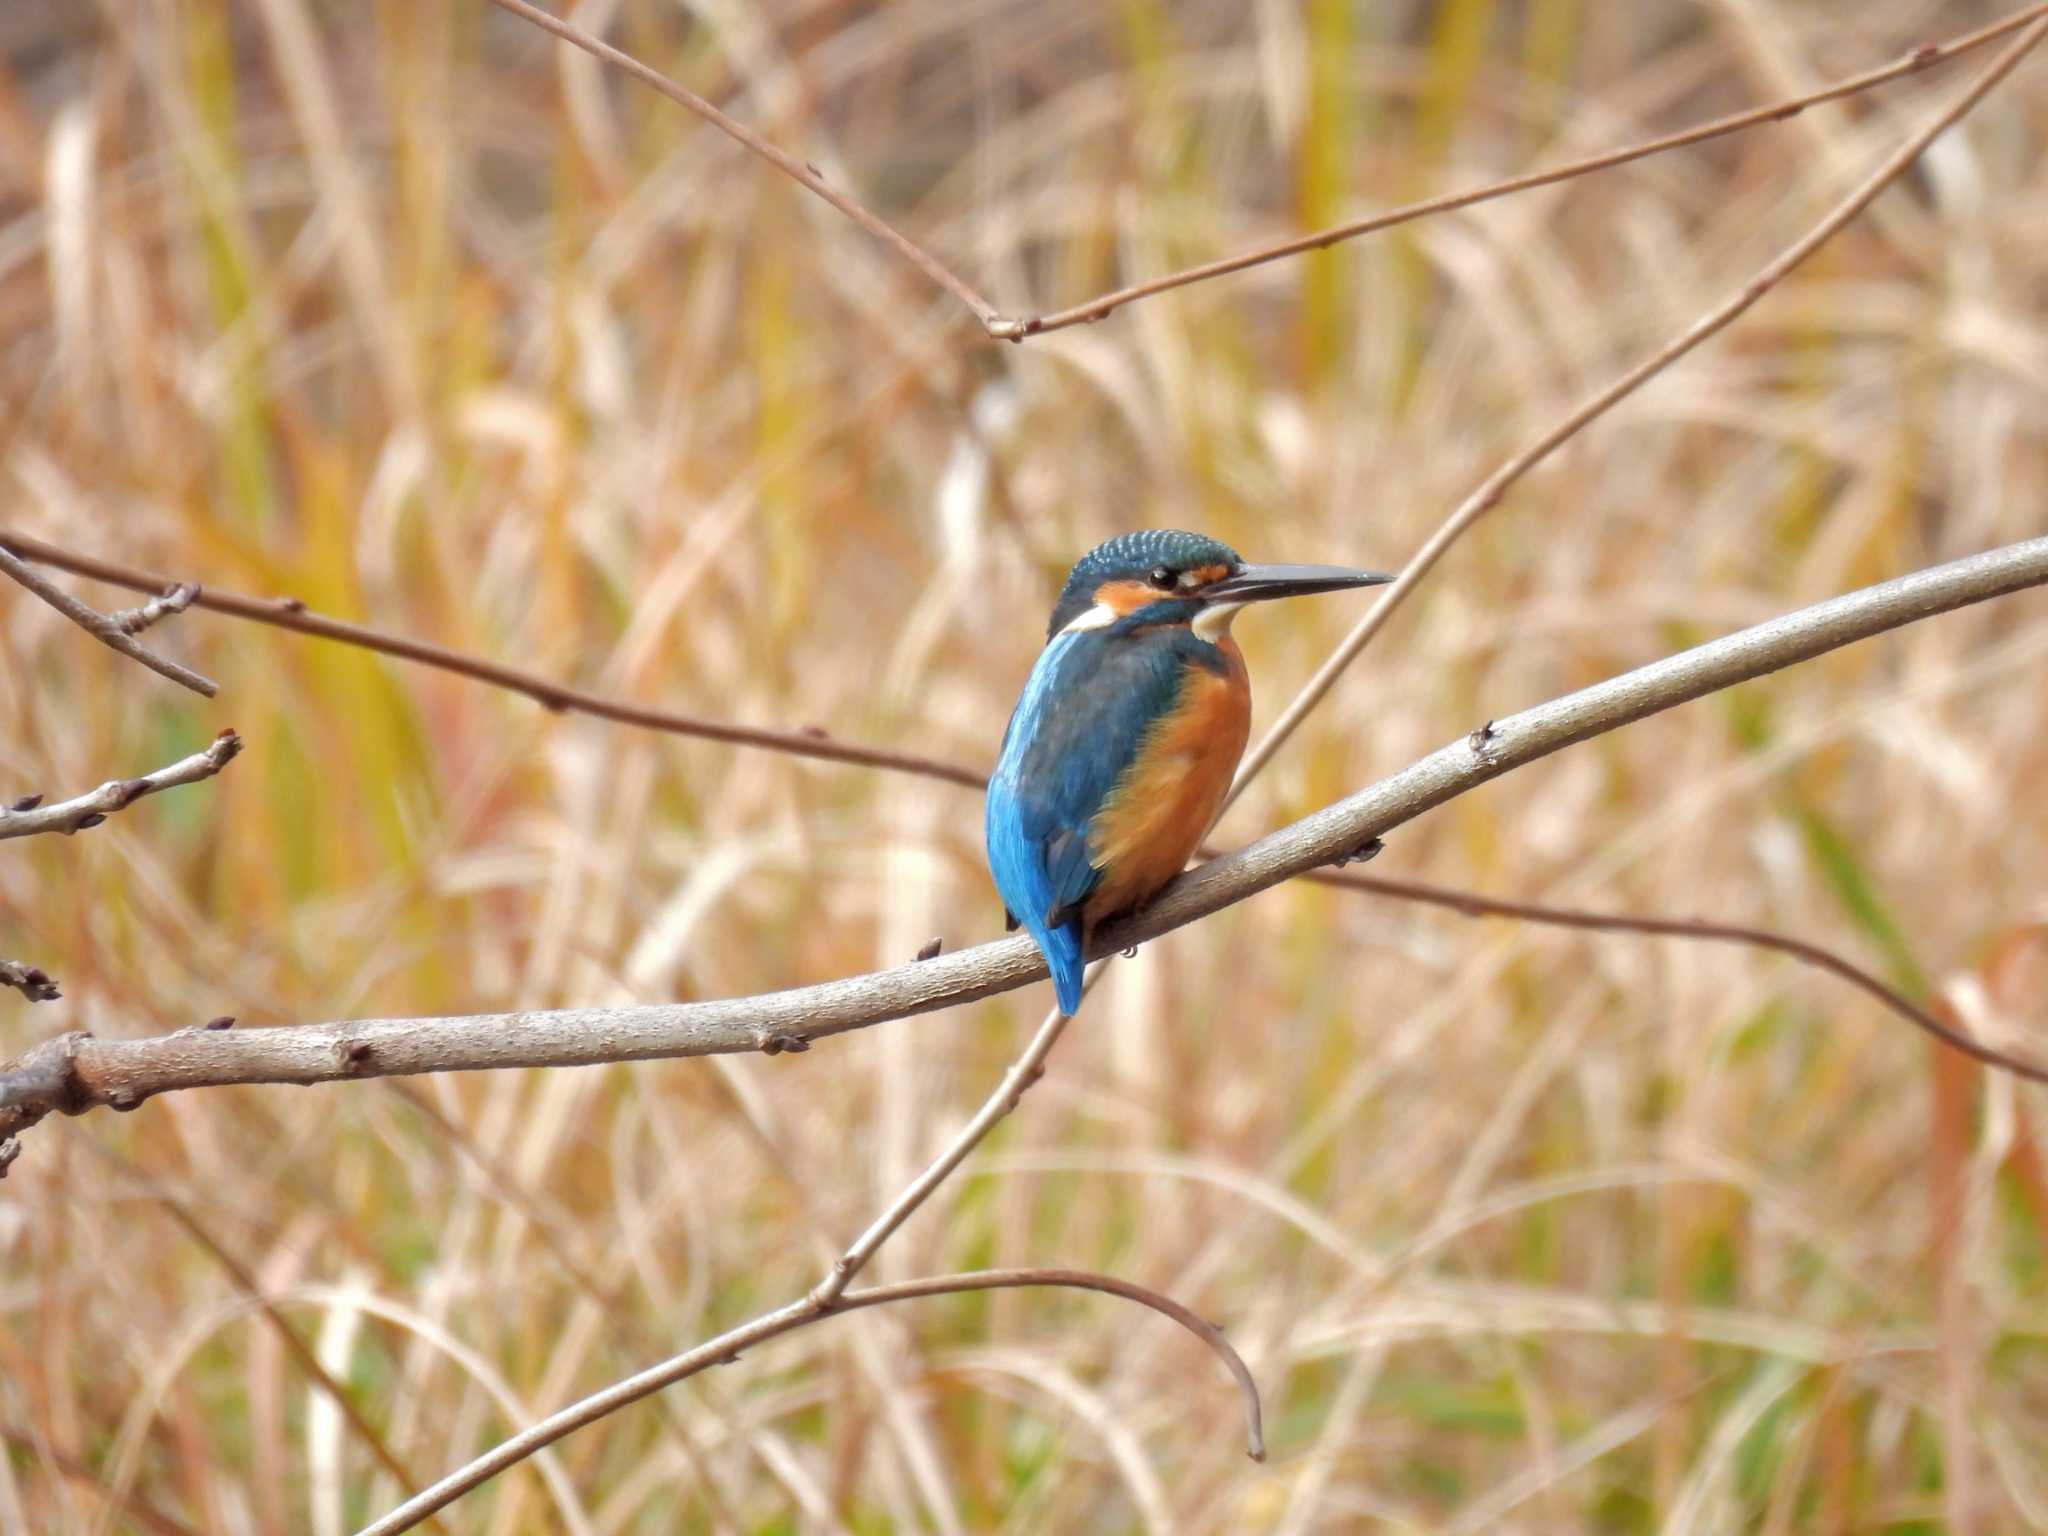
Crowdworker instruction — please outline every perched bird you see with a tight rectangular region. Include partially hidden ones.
[986,530,1394,1014]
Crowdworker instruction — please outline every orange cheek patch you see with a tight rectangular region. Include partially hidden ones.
[1095,579,1164,615]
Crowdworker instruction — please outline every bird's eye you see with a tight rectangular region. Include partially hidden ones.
[1148,565,1175,588]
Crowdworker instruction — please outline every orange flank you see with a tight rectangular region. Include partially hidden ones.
[1083,638,1251,925]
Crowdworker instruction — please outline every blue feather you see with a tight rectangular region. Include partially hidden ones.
[985,627,1193,1014]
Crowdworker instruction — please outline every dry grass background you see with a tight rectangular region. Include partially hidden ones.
[2,1,2047,1531]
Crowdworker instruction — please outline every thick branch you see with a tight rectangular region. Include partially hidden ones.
[3,541,2041,1154]
[0,545,216,696]
[358,1266,1262,1536]
[0,530,983,789]
[0,731,242,841]
[0,528,1998,1074]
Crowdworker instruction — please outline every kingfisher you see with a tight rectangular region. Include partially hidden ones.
[986,530,1395,1015]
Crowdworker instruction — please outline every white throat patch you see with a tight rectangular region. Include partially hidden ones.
[1058,602,1119,635]
[1193,602,1244,641]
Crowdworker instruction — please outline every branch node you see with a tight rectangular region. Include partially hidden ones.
[0,1031,94,1121]
[1332,835,1386,869]
[760,1032,810,1056]
[914,938,943,962]
[0,961,61,1002]
[109,581,200,636]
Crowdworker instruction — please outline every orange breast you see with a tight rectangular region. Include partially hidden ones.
[1083,641,1250,923]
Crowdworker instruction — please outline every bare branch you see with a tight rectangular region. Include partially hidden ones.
[0,960,61,1002]
[474,0,2048,340]
[815,1003,1073,1308]
[1296,868,2034,1081]
[0,730,242,841]
[994,3,2048,337]
[0,545,217,696]
[478,0,1001,326]
[1225,11,2048,801]
[358,1266,1263,1536]
[0,531,984,789]
[0,530,2006,1078]
[2,539,2041,1155]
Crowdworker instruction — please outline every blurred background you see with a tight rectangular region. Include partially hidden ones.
[3,1,2047,1530]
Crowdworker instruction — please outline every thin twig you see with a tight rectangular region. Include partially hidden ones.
[813,1004,1074,1308]
[0,544,217,696]
[478,0,1000,325]
[0,531,984,789]
[992,4,2048,337]
[4,537,2042,1148]
[475,0,2048,340]
[356,1265,1263,1536]
[0,731,242,842]
[0,959,61,1002]
[0,731,242,841]
[1222,13,2048,803]
[1296,868,2019,1080]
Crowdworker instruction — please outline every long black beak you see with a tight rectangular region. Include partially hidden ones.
[1203,562,1397,604]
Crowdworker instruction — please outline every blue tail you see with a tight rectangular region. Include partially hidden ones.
[1039,917,1085,1016]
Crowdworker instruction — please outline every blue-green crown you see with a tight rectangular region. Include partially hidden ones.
[1046,530,1242,638]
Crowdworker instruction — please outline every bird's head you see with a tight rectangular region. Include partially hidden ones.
[1046,529,1395,643]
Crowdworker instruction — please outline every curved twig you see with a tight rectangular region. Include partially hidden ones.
[3,538,2042,1147]
[0,731,243,841]
[356,1265,1262,1536]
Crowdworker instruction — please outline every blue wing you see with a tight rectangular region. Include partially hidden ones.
[985,628,1187,1014]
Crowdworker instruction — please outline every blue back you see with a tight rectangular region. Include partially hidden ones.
[985,624,1198,1014]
